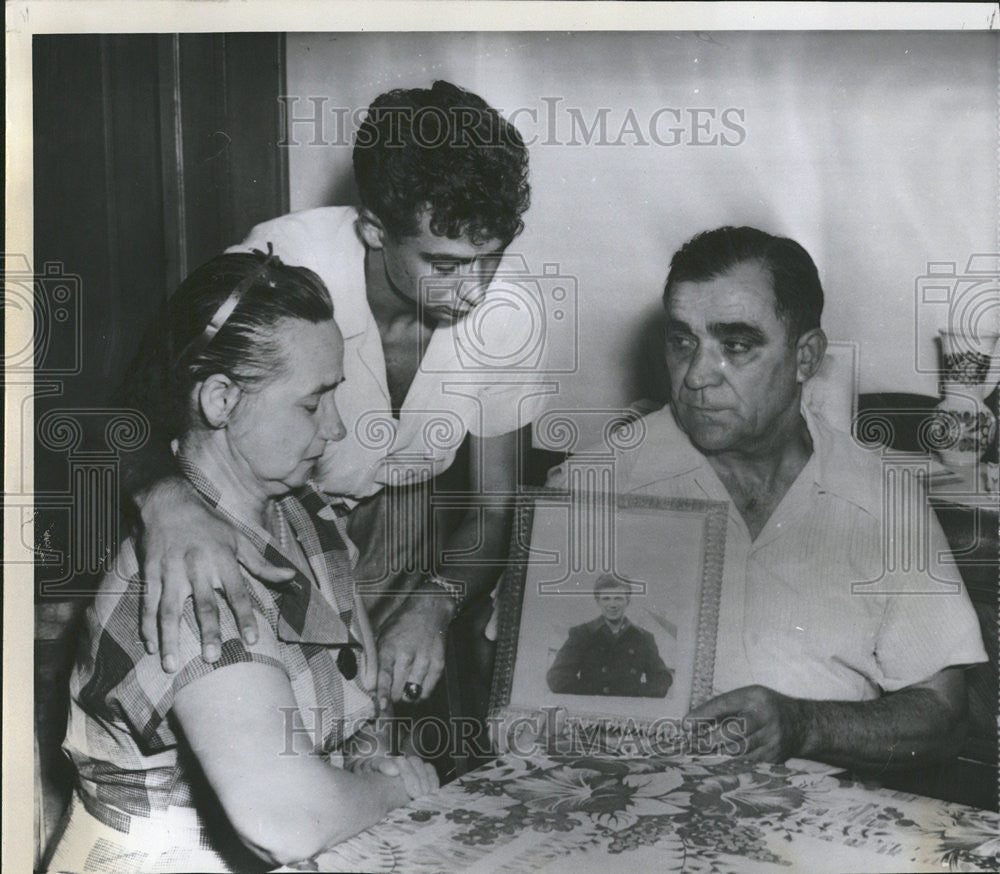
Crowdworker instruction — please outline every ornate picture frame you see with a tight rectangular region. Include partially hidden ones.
[489,487,727,746]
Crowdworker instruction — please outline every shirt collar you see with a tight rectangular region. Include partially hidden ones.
[318,208,368,341]
[586,615,633,635]
[621,405,706,491]
[605,616,632,636]
[174,454,359,646]
[625,399,879,516]
[339,209,459,373]
[800,402,881,517]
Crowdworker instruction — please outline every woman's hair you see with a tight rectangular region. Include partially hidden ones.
[123,249,334,440]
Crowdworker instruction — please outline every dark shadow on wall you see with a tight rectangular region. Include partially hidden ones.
[32,32,289,864]
[33,32,289,603]
[625,303,670,410]
[319,168,359,213]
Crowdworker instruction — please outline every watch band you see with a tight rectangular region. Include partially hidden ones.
[427,574,464,607]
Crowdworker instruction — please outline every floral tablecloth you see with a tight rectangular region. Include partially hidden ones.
[304,753,1000,873]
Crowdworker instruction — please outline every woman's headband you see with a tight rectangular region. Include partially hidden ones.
[179,243,279,363]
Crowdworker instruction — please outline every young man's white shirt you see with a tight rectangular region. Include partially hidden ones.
[230,207,549,502]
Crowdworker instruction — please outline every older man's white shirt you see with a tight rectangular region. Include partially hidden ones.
[547,403,987,701]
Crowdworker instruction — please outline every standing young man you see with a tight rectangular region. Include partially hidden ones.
[128,81,542,709]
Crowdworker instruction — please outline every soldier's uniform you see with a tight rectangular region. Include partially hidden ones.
[546,617,672,697]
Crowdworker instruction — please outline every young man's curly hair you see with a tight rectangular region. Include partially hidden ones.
[352,80,530,245]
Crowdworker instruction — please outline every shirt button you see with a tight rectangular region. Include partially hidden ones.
[602,686,610,694]
[601,666,608,673]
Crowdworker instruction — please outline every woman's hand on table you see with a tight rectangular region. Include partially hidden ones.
[136,476,294,671]
[346,720,440,800]
[350,755,440,800]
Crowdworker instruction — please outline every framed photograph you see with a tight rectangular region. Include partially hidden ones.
[490,487,727,742]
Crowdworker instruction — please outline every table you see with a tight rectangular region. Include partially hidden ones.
[302,753,1000,873]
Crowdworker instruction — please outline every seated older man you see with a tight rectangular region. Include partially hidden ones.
[549,226,986,771]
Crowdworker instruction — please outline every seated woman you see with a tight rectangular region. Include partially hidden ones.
[46,251,438,873]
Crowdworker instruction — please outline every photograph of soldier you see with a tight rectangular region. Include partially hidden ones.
[546,575,673,697]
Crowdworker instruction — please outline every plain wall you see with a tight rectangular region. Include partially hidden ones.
[284,31,998,435]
